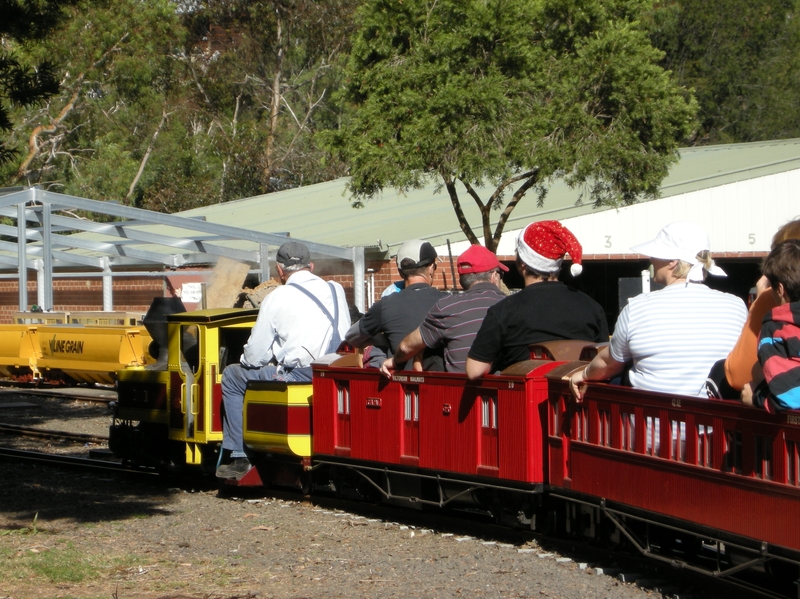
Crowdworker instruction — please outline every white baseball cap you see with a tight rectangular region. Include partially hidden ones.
[630,221,726,281]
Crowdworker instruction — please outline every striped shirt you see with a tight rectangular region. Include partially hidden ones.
[610,282,747,397]
[419,282,506,373]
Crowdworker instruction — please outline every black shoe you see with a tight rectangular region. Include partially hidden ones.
[216,458,253,480]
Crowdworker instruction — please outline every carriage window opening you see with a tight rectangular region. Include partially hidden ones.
[577,405,589,442]
[787,441,799,486]
[549,399,559,437]
[755,435,773,481]
[404,387,419,422]
[599,409,611,447]
[723,430,742,474]
[180,325,200,374]
[481,395,498,429]
[218,327,252,373]
[671,420,686,463]
[336,382,350,415]
[646,416,661,457]
[697,424,713,468]
[621,412,635,452]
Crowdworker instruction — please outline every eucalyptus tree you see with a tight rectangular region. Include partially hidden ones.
[324,0,697,252]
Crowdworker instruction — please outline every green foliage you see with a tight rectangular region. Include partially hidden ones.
[0,0,77,165]
[2,0,356,211]
[647,0,800,143]
[324,0,697,249]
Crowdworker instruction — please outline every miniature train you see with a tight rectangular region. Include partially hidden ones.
[105,305,800,595]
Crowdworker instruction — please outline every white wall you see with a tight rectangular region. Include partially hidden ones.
[438,168,800,258]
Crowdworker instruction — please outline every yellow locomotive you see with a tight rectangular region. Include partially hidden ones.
[109,303,314,488]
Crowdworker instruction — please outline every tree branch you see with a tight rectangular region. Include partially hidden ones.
[443,176,480,246]
[126,106,170,204]
[14,33,130,182]
[491,169,540,249]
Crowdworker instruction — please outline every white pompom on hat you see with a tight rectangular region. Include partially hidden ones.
[516,220,584,276]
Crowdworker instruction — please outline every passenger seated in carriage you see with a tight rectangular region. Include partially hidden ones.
[380,244,507,375]
[742,239,800,412]
[466,220,608,379]
[569,222,747,400]
[345,239,448,370]
[713,218,800,399]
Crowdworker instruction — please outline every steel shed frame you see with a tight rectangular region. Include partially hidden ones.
[0,187,365,312]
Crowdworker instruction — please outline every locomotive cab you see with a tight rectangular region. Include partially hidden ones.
[110,307,258,471]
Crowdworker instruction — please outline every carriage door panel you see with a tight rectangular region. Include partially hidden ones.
[479,391,498,470]
[334,380,351,455]
[401,385,419,462]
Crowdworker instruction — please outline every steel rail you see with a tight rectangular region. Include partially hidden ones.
[0,423,108,444]
[0,446,155,474]
[0,386,115,404]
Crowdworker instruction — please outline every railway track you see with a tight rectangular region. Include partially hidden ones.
[0,422,108,444]
[0,446,154,475]
[0,385,116,404]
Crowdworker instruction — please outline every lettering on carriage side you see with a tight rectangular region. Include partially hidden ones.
[787,413,800,426]
[393,375,408,382]
[442,403,451,415]
[508,382,515,389]
[671,398,681,408]
[366,397,382,409]
[409,376,424,383]
[48,336,84,354]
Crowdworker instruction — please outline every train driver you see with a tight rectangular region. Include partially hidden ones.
[465,220,608,379]
[216,241,350,480]
[380,244,507,375]
[569,221,747,400]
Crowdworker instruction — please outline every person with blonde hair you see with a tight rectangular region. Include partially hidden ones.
[569,221,747,400]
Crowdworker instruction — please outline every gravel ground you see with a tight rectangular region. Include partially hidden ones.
[0,388,741,599]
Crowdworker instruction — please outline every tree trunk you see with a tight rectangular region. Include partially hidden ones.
[264,10,284,190]
[126,107,169,204]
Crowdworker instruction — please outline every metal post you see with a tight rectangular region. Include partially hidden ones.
[41,201,53,310]
[260,243,270,284]
[102,257,113,311]
[17,201,27,311]
[353,246,365,313]
[35,259,44,309]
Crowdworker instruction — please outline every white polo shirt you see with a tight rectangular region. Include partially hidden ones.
[610,282,747,397]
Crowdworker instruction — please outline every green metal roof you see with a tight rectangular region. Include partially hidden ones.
[180,138,800,257]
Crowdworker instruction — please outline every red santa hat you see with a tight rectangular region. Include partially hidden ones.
[516,220,583,276]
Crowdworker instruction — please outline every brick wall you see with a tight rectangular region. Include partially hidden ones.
[0,256,466,323]
[0,276,164,324]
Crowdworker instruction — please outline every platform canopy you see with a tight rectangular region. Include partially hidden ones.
[0,187,365,312]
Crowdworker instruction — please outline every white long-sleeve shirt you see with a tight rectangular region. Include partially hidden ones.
[241,270,350,369]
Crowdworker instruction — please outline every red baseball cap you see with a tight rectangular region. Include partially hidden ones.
[457,245,509,275]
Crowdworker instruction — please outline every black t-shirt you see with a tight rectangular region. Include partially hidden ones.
[468,281,609,372]
[359,282,448,368]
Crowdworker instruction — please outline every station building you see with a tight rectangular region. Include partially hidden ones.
[1,138,799,324]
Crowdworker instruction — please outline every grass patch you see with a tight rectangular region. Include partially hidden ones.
[0,542,144,584]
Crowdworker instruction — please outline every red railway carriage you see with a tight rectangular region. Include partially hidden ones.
[545,366,800,580]
[310,357,563,525]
